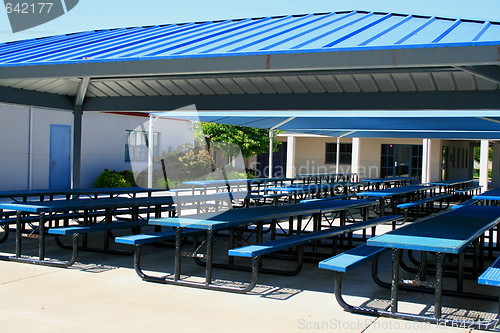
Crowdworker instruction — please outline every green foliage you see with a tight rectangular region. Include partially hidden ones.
[160,143,215,182]
[473,168,492,179]
[195,122,281,158]
[94,169,136,188]
[473,146,493,163]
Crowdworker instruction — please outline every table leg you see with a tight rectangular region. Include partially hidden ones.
[390,248,401,314]
[205,229,214,285]
[174,227,182,281]
[434,252,445,319]
[15,211,22,258]
[39,213,45,261]
[379,198,385,216]
[457,251,465,292]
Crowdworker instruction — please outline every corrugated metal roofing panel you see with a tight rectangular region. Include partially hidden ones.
[0,10,498,67]
[298,76,326,93]
[477,22,500,42]
[231,77,261,94]
[315,75,344,93]
[246,77,276,94]
[452,72,477,90]
[335,74,361,93]
[185,79,217,95]
[372,74,398,92]
[198,78,230,94]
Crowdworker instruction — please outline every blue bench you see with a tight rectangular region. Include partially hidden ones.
[318,244,389,272]
[455,183,482,198]
[42,220,149,267]
[396,193,452,220]
[228,215,402,280]
[115,227,201,245]
[48,220,148,236]
[300,194,354,203]
[478,257,500,287]
[451,199,478,210]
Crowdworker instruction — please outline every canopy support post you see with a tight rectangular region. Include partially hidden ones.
[479,139,490,192]
[148,115,155,188]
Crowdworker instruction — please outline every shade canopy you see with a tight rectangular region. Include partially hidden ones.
[152,110,500,139]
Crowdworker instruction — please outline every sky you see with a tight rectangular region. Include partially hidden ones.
[0,0,499,43]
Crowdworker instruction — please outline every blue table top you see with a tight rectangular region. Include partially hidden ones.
[357,184,437,198]
[361,176,414,183]
[367,205,500,254]
[267,183,341,192]
[0,187,165,199]
[182,178,293,186]
[149,199,376,230]
[0,190,282,213]
[0,196,178,213]
[429,179,474,186]
[296,173,358,178]
[473,188,500,201]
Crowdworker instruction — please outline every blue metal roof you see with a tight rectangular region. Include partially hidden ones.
[0,10,498,67]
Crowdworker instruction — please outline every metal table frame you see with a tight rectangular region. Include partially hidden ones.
[131,199,377,292]
[334,205,500,329]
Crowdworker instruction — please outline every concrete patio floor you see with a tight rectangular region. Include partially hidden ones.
[0,223,498,333]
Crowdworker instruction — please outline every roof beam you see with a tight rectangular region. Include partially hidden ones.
[0,45,498,80]
[82,90,500,112]
[91,67,458,82]
[457,65,500,85]
[0,86,73,110]
[74,77,90,107]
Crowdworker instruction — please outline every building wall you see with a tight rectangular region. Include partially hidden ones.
[357,137,424,179]
[441,140,473,180]
[81,113,194,188]
[0,104,194,190]
[294,136,353,175]
[0,104,74,190]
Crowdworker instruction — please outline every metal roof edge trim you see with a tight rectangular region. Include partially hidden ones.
[0,41,498,68]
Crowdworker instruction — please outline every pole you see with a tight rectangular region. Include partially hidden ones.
[147,115,154,188]
[336,137,340,173]
[268,130,274,178]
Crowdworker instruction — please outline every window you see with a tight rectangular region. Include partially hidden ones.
[125,130,159,162]
[325,143,352,164]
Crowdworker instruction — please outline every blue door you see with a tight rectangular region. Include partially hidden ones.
[49,124,71,189]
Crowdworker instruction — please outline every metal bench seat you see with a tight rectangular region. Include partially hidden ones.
[318,244,389,272]
[229,215,403,258]
[115,228,201,245]
[478,257,500,287]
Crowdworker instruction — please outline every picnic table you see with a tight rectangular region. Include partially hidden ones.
[295,173,359,184]
[353,205,500,328]
[182,177,293,194]
[0,195,179,266]
[0,187,165,203]
[473,188,500,202]
[361,176,415,189]
[356,184,438,216]
[429,179,475,194]
[126,199,377,292]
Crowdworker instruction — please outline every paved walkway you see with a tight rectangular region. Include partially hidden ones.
[0,227,496,333]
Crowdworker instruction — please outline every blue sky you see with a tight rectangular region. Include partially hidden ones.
[0,0,499,42]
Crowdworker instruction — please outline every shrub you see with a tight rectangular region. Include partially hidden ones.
[94,169,134,188]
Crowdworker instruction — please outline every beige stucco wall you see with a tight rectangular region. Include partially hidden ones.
[294,136,353,175]
[356,138,424,179]
[441,140,474,180]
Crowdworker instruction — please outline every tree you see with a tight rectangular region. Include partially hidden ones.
[473,146,492,163]
[195,122,281,158]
